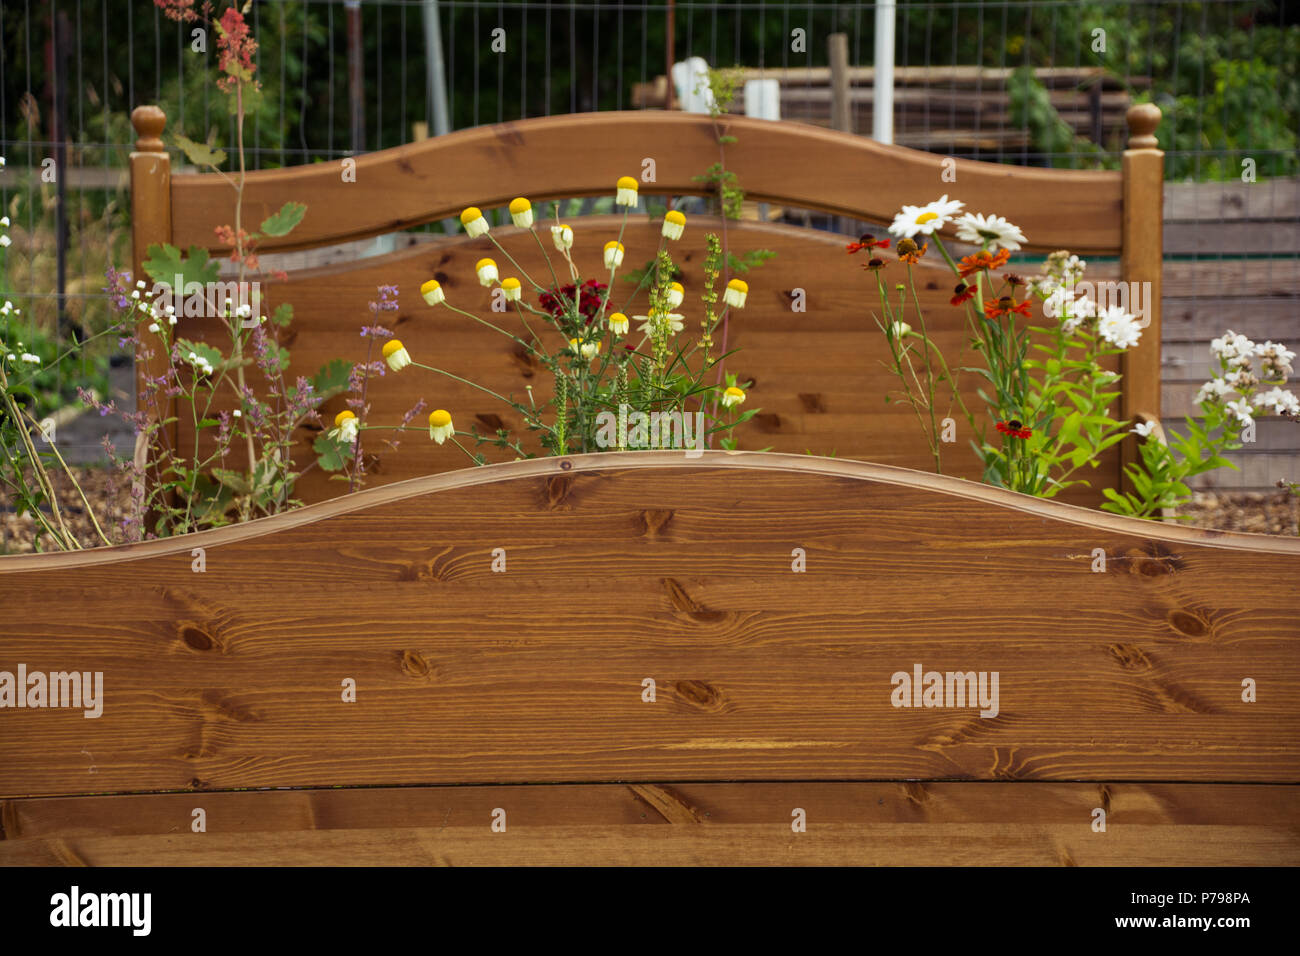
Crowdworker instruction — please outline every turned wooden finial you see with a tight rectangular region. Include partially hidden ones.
[1126,103,1161,150]
[131,105,166,152]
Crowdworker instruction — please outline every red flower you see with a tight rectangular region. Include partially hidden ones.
[996,419,1032,439]
[984,296,1032,320]
[846,235,890,254]
[959,248,1010,278]
[539,279,608,323]
[217,7,259,92]
[950,282,977,306]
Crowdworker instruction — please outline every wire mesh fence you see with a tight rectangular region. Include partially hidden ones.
[1,0,1297,492]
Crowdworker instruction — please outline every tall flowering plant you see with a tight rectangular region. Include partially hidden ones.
[344,183,759,465]
[856,196,1148,498]
[1102,333,1298,518]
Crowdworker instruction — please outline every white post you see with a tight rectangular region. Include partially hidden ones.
[873,0,896,145]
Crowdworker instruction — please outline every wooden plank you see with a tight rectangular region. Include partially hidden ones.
[164,216,1123,506]
[1165,178,1300,222]
[2,453,1298,797]
[1165,221,1300,256]
[1160,259,1300,298]
[167,111,1124,255]
[2,782,1295,866]
[1161,296,1299,343]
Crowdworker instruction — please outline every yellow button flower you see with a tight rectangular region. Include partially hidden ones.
[666,281,684,309]
[381,339,411,371]
[460,206,490,238]
[330,409,359,442]
[608,312,629,335]
[603,240,625,269]
[420,279,446,306]
[615,176,639,207]
[723,278,748,309]
[570,337,601,360]
[508,197,533,228]
[475,257,499,287]
[428,409,455,444]
[662,210,686,240]
[721,385,746,408]
[501,277,522,302]
[552,223,574,251]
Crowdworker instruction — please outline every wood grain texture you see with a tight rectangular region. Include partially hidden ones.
[2,453,1297,798]
[170,216,1122,507]
[2,782,1295,866]
[166,111,1124,254]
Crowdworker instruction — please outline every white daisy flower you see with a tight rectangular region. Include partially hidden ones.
[661,210,686,241]
[552,223,574,251]
[603,241,625,269]
[723,278,748,309]
[634,311,685,335]
[1131,421,1157,437]
[887,194,964,239]
[501,277,522,302]
[608,312,629,335]
[330,410,360,442]
[666,282,684,309]
[381,339,411,372]
[890,321,912,338]
[955,212,1026,251]
[475,257,499,287]
[570,338,601,360]
[1097,304,1142,350]
[428,409,455,444]
[721,385,746,408]
[421,279,446,306]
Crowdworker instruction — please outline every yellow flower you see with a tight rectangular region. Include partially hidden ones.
[603,240,625,269]
[428,409,455,444]
[721,385,746,408]
[723,278,748,309]
[475,257,499,287]
[615,175,639,207]
[666,281,685,309]
[552,223,574,251]
[608,312,629,335]
[570,337,601,360]
[329,409,359,442]
[420,279,446,306]
[460,206,490,238]
[662,209,686,240]
[381,339,411,371]
[501,277,522,302]
[508,197,533,228]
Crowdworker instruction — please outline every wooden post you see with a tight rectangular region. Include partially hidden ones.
[1120,103,1163,491]
[828,33,852,235]
[129,105,173,475]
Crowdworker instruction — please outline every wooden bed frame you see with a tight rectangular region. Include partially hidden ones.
[2,452,1297,865]
[125,105,1165,508]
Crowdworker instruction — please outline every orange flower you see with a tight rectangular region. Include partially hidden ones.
[984,296,1033,320]
[950,282,977,306]
[897,238,928,265]
[846,235,891,254]
[959,248,1010,278]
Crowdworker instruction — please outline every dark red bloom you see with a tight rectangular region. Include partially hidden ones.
[539,278,608,323]
[996,419,1032,439]
[950,282,977,306]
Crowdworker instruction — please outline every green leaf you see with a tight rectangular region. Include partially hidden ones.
[313,434,353,472]
[142,243,222,289]
[171,132,227,169]
[271,303,294,327]
[210,468,252,495]
[197,417,222,429]
[311,358,354,403]
[259,201,307,238]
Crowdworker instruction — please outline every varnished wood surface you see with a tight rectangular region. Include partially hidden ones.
[166,112,1125,254]
[2,454,1297,797]
[174,217,1124,507]
[2,782,1295,866]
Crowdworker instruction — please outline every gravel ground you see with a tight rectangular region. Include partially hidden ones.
[3,464,1297,554]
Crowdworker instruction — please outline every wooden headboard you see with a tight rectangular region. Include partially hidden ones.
[127,106,1163,507]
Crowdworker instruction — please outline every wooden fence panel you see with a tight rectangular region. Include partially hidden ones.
[3,454,1297,802]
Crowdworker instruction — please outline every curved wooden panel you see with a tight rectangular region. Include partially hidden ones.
[3,452,1297,799]
[172,216,1124,507]
[169,112,1123,254]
